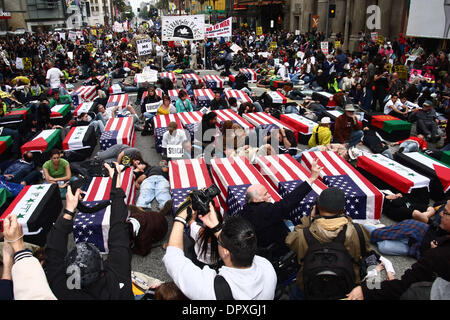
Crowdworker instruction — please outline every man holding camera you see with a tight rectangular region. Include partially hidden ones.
[163,201,277,300]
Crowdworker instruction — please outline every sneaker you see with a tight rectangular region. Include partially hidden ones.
[159,200,173,216]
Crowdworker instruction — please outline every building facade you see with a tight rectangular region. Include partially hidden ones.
[288,0,408,53]
[87,0,113,27]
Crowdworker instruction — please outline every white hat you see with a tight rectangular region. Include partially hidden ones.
[348,147,363,160]
[320,117,331,124]
[344,104,356,112]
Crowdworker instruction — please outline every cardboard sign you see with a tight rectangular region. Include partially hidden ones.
[145,101,162,113]
[371,32,378,42]
[136,39,153,56]
[321,41,329,55]
[86,43,94,53]
[394,65,408,80]
[256,27,263,36]
[67,52,73,60]
[334,41,341,48]
[15,57,23,70]
[69,31,77,41]
[167,145,184,158]
[23,57,32,71]
[270,42,277,50]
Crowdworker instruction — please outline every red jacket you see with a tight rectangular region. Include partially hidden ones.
[399,136,427,150]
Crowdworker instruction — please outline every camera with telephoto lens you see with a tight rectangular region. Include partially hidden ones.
[189,184,221,216]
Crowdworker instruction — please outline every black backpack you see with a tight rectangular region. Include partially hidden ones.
[302,225,355,300]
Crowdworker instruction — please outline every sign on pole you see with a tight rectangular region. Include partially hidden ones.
[162,15,205,41]
[136,39,153,56]
[205,17,232,38]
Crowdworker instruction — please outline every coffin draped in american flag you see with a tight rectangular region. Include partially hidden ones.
[395,152,450,199]
[62,125,96,151]
[242,112,299,141]
[168,89,191,104]
[0,108,29,125]
[0,184,62,246]
[357,153,430,194]
[169,158,220,215]
[73,201,112,253]
[85,75,107,88]
[265,91,288,105]
[255,154,328,225]
[141,88,164,104]
[239,68,257,82]
[74,101,96,117]
[153,114,183,153]
[194,88,215,109]
[214,109,255,132]
[210,156,281,215]
[159,72,177,85]
[203,75,225,89]
[83,166,136,205]
[106,93,129,111]
[182,73,202,88]
[71,85,98,106]
[177,111,203,142]
[301,151,384,221]
[224,89,252,105]
[21,129,61,154]
[99,116,135,150]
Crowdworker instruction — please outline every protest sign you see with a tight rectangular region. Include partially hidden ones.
[136,39,153,56]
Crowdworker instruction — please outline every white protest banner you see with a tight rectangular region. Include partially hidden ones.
[59,32,66,40]
[230,43,242,54]
[205,17,232,39]
[136,38,153,56]
[167,145,184,158]
[76,31,83,39]
[67,52,74,60]
[68,31,77,41]
[162,15,205,41]
[321,41,329,55]
[295,30,300,36]
[15,57,23,70]
[113,21,124,33]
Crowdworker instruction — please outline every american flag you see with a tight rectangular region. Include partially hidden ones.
[107,93,128,112]
[169,158,219,215]
[85,75,106,88]
[279,180,319,225]
[73,200,111,253]
[83,167,136,206]
[71,85,98,106]
[194,89,215,109]
[210,156,281,214]
[242,112,299,141]
[159,72,176,84]
[227,184,251,216]
[203,75,225,89]
[223,89,252,104]
[301,151,384,221]
[239,68,257,82]
[184,123,197,142]
[322,175,368,220]
[214,109,255,133]
[100,116,134,150]
[177,111,203,127]
[155,127,168,153]
[182,73,202,88]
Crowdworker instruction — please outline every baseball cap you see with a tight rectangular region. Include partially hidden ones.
[423,100,434,107]
[317,187,346,212]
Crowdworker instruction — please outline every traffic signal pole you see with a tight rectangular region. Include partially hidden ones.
[326,0,330,39]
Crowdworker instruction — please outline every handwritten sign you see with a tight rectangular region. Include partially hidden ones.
[167,145,184,158]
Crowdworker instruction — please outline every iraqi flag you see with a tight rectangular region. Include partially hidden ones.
[256,154,328,225]
[357,153,430,194]
[169,158,219,215]
[73,201,112,253]
[370,115,412,133]
[242,112,299,141]
[83,167,136,205]
[265,91,287,104]
[21,129,61,154]
[203,75,225,89]
[280,113,318,135]
[74,101,96,117]
[302,151,384,221]
[224,88,252,104]
[62,125,96,151]
[0,184,62,235]
[50,104,71,119]
[194,88,215,109]
[210,156,281,215]
[100,116,134,150]
[0,135,12,155]
[239,68,257,82]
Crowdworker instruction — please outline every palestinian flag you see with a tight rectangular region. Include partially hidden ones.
[357,153,430,194]
[0,135,12,155]
[0,184,62,234]
[50,104,71,119]
[0,188,12,210]
[396,152,450,194]
[62,126,94,151]
[0,107,29,125]
[21,129,61,154]
[441,151,450,167]
[370,115,412,133]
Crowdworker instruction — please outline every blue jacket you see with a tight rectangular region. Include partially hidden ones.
[3,159,35,179]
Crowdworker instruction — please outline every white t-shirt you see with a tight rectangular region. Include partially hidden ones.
[161,129,187,148]
[46,67,63,89]
[384,99,406,115]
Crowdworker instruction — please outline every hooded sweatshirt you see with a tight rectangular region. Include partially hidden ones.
[163,247,277,300]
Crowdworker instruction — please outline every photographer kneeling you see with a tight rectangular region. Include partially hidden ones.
[163,200,277,300]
